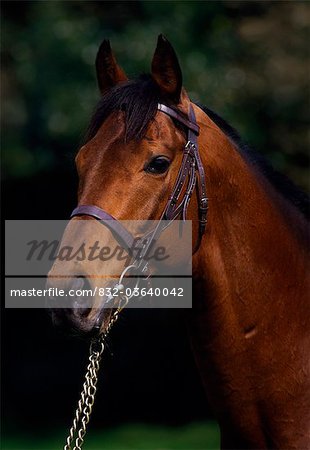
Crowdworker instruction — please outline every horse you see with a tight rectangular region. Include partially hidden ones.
[48,35,310,449]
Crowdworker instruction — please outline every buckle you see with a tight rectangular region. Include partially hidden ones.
[184,141,196,155]
[200,197,208,212]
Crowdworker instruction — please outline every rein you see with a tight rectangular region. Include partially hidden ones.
[64,306,124,450]
[63,103,208,449]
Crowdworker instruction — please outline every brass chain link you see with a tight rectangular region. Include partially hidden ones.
[63,306,122,450]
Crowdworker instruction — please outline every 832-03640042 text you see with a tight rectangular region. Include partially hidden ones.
[9,286,185,298]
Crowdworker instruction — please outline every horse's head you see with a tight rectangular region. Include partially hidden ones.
[48,36,205,336]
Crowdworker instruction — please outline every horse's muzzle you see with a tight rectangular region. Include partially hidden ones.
[46,276,99,337]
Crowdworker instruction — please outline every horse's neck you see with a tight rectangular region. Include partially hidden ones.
[189,113,310,448]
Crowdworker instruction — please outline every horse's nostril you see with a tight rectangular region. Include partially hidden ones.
[71,276,85,292]
[47,276,93,332]
[70,276,92,315]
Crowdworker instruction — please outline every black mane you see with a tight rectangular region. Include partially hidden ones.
[197,103,309,220]
[84,75,309,219]
[84,75,161,143]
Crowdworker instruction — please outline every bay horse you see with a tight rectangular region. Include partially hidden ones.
[48,35,310,449]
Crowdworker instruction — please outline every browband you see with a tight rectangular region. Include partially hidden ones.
[157,104,200,135]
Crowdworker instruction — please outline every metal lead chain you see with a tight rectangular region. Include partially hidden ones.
[63,307,122,450]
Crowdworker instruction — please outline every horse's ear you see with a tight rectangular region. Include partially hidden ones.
[96,40,128,95]
[151,35,183,103]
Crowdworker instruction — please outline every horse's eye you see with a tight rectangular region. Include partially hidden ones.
[145,156,170,175]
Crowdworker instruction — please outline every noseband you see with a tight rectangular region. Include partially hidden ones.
[71,103,208,274]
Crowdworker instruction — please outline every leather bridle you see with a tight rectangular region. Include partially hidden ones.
[71,103,208,279]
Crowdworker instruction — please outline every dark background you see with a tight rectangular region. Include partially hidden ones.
[2,1,309,449]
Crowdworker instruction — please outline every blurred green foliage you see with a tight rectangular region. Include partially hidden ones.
[2,1,309,189]
[3,422,220,450]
